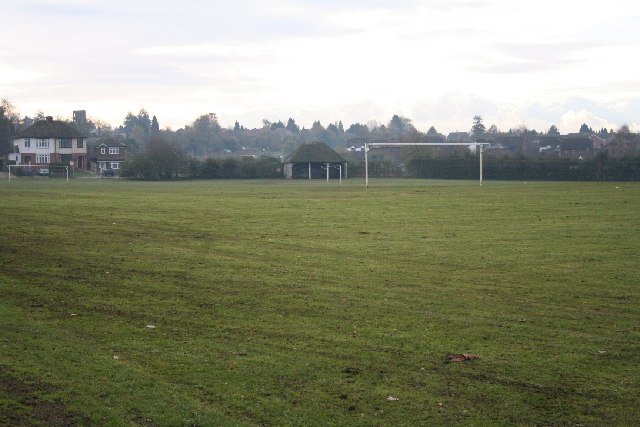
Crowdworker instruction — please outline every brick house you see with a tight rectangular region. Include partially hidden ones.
[89,137,127,173]
[10,116,87,170]
[559,136,593,159]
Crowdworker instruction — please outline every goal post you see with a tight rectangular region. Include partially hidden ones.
[363,142,489,188]
[7,164,36,181]
[49,165,70,182]
[8,164,69,182]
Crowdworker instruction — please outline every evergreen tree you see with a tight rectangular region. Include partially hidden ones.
[286,118,300,133]
[151,115,160,136]
[122,109,153,142]
[579,123,593,134]
[388,114,404,137]
[471,115,486,138]
[346,123,369,138]
[388,114,413,138]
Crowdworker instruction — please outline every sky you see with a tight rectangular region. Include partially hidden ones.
[1,0,640,134]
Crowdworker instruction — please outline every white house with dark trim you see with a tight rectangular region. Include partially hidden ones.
[10,116,87,171]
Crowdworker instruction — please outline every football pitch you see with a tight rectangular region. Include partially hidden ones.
[1,178,638,425]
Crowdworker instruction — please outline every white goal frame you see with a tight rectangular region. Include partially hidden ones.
[8,164,69,182]
[363,142,489,188]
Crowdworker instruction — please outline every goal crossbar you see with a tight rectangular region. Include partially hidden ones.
[363,142,489,187]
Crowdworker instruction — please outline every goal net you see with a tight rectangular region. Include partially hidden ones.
[7,164,68,182]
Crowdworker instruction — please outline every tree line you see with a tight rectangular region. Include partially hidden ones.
[3,100,634,158]
[2,98,640,181]
[118,137,283,180]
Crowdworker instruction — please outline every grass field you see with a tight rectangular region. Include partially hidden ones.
[1,178,639,426]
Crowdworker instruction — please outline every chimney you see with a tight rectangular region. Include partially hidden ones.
[46,116,53,123]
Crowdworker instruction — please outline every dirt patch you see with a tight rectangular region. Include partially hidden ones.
[0,365,90,426]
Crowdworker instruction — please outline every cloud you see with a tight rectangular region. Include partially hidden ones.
[473,40,608,74]
[504,97,640,134]
[138,43,271,60]
[0,66,46,86]
[413,94,498,121]
[2,0,640,134]
[4,0,113,17]
[559,110,616,134]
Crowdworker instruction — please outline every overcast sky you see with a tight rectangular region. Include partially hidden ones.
[1,0,639,134]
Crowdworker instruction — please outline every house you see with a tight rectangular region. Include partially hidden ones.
[10,116,87,171]
[589,134,607,150]
[345,138,399,152]
[346,137,368,152]
[559,136,593,159]
[447,132,472,143]
[88,137,127,173]
[537,136,561,156]
[283,141,347,179]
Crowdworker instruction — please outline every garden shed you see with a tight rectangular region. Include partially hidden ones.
[283,141,347,180]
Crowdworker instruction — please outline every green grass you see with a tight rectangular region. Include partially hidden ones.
[1,178,639,426]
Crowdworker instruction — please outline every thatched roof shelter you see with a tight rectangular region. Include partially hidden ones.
[284,141,347,180]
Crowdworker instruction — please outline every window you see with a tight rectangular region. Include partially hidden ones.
[100,147,105,154]
[59,138,72,149]
[99,161,107,169]
[109,147,120,155]
[77,138,84,148]
[36,138,50,148]
[60,154,72,164]
[36,154,49,164]
[24,138,31,148]
[111,161,121,169]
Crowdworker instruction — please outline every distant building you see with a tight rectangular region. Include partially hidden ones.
[73,110,87,124]
[447,132,472,143]
[88,137,127,173]
[284,141,347,179]
[346,138,368,152]
[10,116,88,170]
[589,134,607,150]
[345,138,400,152]
[559,137,593,159]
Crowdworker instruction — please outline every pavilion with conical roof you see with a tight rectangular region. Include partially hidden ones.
[283,141,347,180]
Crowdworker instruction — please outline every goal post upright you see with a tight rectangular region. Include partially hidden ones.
[363,142,489,187]
[7,164,36,182]
[47,165,69,183]
[479,143,483,186]
[364,142,369,188]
